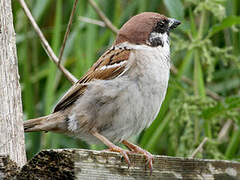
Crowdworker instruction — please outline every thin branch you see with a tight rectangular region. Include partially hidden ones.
[218,119,232,142]
[18,0,77,84]
[190,137,208,158]
[58,0,79,64]
[88,0,119,34]
[205,89,221,101]
[79,16,105,27]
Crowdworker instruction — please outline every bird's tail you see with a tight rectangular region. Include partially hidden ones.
[24,112,68,133]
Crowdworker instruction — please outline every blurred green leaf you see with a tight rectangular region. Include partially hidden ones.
[163,0,190,32]
[208,16,240,37]
[32,0,51,21]
[202,97,240,119]
[225,127,240,159]
[163,0,184,20]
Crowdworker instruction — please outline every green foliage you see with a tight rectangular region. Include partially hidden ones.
[13,0,240,160]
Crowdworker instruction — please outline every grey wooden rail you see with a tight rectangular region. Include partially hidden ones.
[1,149,240,179]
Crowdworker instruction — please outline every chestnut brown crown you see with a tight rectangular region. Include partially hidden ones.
[114,12,181,46]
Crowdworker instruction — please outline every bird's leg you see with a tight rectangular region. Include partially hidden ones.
[122,140,154,173]
[92,131,131,167]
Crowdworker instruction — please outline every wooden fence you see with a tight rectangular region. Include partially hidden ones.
[1,149,240,179]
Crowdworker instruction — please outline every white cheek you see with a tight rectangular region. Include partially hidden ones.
[149,32,169,46]
[162,32,170,45]
[161,34,170,54]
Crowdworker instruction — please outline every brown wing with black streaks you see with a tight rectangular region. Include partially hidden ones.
[53,47,131,112]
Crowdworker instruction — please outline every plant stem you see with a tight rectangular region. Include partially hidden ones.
[225,126,240,159]
[193,50,206,98]
[198,9,207,40]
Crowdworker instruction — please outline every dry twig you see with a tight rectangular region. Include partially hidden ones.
[79,16,105,27]
[88,0,119,34]
[18,0,77,84]
[218,119,232,142]
[58,0,79,64]
[190,137,208,158]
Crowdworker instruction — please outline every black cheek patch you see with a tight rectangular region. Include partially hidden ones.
[153,26,165,34]
[150,37,163,47]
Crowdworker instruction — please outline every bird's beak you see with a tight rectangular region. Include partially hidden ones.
[168,18,181,30]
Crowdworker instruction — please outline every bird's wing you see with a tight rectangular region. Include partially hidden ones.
[53,47,131,112]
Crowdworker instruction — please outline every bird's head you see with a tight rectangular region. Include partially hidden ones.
[115,12,181,48]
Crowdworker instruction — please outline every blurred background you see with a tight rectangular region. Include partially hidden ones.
[12,0,240,160]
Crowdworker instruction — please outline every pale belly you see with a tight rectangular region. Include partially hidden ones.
[67,71,169,143]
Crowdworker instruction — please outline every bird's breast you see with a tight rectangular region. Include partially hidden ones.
[131,46,170,127]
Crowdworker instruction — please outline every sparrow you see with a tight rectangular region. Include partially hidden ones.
[24,12,180,172]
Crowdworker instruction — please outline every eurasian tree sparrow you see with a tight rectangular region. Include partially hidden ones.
[24,12,180,172]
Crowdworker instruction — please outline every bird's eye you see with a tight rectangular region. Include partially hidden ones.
[153,19,170,34]
[157,22,164,28]
[163,19,168,24]
[153,21,166,33]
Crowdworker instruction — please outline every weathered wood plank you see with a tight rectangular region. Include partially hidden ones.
[17,149,240,180]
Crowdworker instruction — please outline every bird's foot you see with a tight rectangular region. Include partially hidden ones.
[122,140,154,174]
[107,145,131,167]
[91,131,131,167]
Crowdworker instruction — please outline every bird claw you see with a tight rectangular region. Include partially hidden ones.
[108,146,131,168]
[122,140,154,175]
[144,152,154,175]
